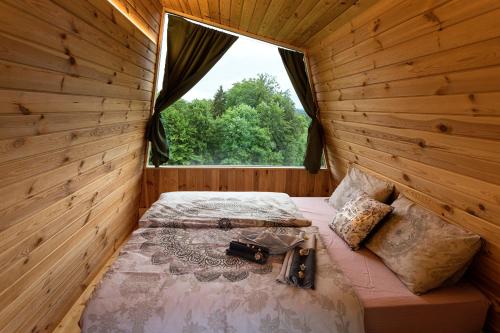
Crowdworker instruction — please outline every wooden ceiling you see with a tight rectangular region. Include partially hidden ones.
[159,0,377,49]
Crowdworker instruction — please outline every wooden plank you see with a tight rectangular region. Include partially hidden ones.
[0,31,154,91]
[315,66,500,100]
[0,89,150,115]
[330,143,500,227]
[323,110,500,140]
[0,111,149,139]
[0,60,151,101]
[310,0,448,57]
[54,233,130,333]
[315,37,500,90]
[330,120,500,164]
[304,0,380,47]
[311,0,500,70]
[326,124,500,185]
[0,148,143,232]
[313,7,500,80]
[197,0,210,19]
[328,138,500,207]
[274,0,317,41]
[0,140,143,213]
[106,0,158,41]
[0,131,143,188]
[187,0,201,17]
[0,175,141,298]
[0,191,140,333]
[0,2,154,82]
[219,0,231,26]
[139,167,334,209]
[0,120,146,164]
[238,0,256,31]
[50,0,157,63]
[229,0,243,29]
[0,161,142,261]
[257,0,286,36]
[246,0,270,34]
[87,0,157,50]
[2,0,155,73]
[0,0,152,331]
[207,0,220,23]
[290,0,355,46]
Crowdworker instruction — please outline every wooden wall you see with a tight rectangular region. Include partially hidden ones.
[0,0,162,332]
[160,0,374,50]
[306,0,500,331]
[140,167,334,210]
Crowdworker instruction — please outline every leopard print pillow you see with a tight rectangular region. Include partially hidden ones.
[329,195,392,250]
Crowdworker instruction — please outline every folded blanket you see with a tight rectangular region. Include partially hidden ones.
[139,191,312,229]
[238,229,305,254]
[277,233,316,289]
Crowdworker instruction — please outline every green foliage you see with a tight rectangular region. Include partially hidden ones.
[211,85,226,118]
[154,74,309,166]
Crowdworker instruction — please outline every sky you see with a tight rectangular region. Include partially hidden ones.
[156,15,302,107]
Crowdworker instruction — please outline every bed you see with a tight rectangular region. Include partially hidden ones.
[80,193,489,333]
[80,192,365,333]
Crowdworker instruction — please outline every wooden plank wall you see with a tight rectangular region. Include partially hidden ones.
[306,0,500,331]
[140,167,334,209]
[0,0,162,332]
[160,0,369,50]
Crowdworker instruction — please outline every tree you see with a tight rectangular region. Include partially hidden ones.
[152,74,309,167]
[212,104,281,165]
[225,74,279,109]
[211,85,226,118]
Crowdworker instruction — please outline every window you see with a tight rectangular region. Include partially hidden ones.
[150,18,309,167]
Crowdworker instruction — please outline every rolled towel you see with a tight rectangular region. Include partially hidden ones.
[276,233,316,289]
[276,249,293,284]
[225,241,269,264]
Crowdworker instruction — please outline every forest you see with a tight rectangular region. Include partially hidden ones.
[156,74,309,166]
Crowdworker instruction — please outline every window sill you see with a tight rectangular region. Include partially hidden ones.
[146,165,328,170]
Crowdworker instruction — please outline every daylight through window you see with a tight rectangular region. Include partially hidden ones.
[149,17,309,167]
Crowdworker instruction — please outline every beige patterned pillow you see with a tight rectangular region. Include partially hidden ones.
[328,165,394,210]
[329,195,393,250]
[366,195,481,294]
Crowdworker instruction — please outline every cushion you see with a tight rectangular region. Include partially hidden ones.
[328,165,394,210]
[329,195,393,250]
[366,195,481,294]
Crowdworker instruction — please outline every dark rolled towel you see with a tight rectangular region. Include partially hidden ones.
[226,241,269,264]
[288,247,316,289]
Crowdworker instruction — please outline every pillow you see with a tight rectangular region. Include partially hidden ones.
[328,165,394,210]
[366,195,481,294]
[329,195,393,250]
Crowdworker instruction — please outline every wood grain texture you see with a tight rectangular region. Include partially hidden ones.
[54,234,131,333]
[0,1,161,332]
[139,167,334,209]
[159,0,376,49]
[307,0,500,331]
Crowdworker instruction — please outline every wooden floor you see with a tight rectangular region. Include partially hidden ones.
[53,236,129,333]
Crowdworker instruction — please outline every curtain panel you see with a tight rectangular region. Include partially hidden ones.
[278,48,324,174]
[146,15,238,167]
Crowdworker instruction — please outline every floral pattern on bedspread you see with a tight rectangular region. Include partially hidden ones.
[80,226,364,333]
[142,227,288,282]
[139,192,312,229]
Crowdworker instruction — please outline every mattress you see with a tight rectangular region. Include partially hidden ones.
[79,193,365,333]
[292,197,490,333]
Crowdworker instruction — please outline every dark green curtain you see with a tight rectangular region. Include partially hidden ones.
[146,15,238,166]
[278,48,324,173]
